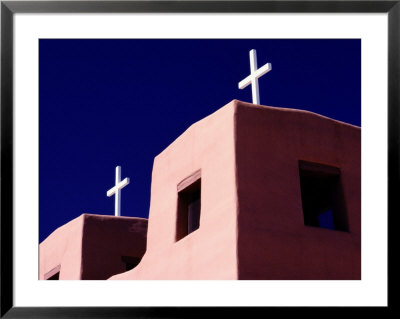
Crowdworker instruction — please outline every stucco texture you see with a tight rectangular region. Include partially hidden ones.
[110,100,360,280]
[40,214,147,280]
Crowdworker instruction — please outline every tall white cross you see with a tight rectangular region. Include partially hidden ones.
[107,166,130,217]
[238,49,272,105]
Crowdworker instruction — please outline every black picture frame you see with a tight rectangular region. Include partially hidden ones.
[1,1,396,317]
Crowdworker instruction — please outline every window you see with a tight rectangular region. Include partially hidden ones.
[299,161,348,231]
[176,170,201,241]
[47,272,60,280]
[121,256,142,271]
[44,265,61,280]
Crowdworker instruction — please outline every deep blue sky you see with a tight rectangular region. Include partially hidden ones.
[39,39,361,243]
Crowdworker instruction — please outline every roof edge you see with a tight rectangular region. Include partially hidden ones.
[235,100,361,130]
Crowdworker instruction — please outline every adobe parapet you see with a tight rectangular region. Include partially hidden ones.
[40,214,148,280]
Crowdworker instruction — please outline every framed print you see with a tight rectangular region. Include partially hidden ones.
[1,0,396,317]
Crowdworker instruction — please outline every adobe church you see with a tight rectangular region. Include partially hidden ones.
[40,99,361,280]
[39,50,360,280]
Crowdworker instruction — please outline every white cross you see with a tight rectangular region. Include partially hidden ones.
[107,166,130,216]
[238,49,272,105]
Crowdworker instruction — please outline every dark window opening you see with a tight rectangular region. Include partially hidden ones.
[44,265,61,280]
[176,174,201,241]
[47,271,60,280]
[318,209,335,229]
[121,256,142,271]
[299,160,348,231]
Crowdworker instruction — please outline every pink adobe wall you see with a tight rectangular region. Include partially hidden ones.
[110,100,239,280]
[40,215,84,280]
[234,101,360,279]
[81,214,147,279]
[40,214,147,280]
[110,100,360,280]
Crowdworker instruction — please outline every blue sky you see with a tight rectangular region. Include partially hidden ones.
[39,39,361,243]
